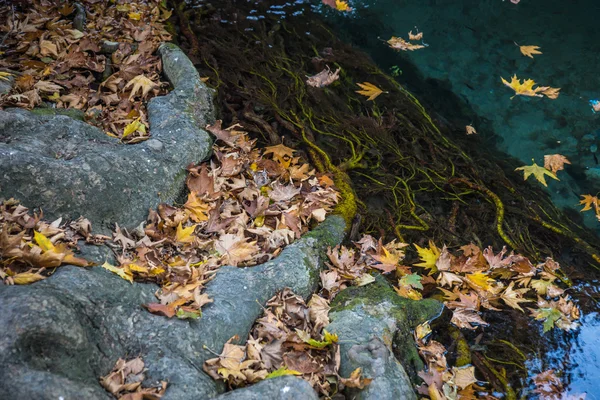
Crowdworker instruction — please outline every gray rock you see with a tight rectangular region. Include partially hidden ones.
[213,376,318,400]
[0,215,346,400]
[327,276,443,400]
[0,43,213,235]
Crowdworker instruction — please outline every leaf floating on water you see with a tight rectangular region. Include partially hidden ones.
[387,30,427,51]
[355,82,384,101]
[543,154,571,174]
[515,161,559,186]
[517,43,542,58]
[501,75,560,99]
[465,124,477,135]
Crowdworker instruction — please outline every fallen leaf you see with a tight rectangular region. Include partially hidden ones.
[124,74,157,100]
[101,261,133,283]
[306,66,341,88]
[518,44,542,58]
[12,271,45,285]
[335,0,352,12]
[501,75,560,99]
[466,125,477,135]
[515,161,559,186]
[340,368,372,389]
[143,303,176,318]
[355,82,384,101]
[543,154,571,174]
[266,367,302,379]
[414,241,440,274]
[387,36,426,51]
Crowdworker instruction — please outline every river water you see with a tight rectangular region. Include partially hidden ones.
[185,0,600,396]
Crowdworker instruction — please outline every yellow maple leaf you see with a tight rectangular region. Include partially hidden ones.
[465,272,494,291]
[101,261,133,283]
[414,241,440,274]
[184,192,211,222]
[356,82,384,101]
[501,75,559,99]
[128,12,141,20]
[515,161,559,187]
[335,0,351,11]
[518,44,542,58]
[466,125,477,135]
[176,223,197,243]
[122,117,146,139]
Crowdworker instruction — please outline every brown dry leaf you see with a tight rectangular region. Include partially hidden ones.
[340,368,373,389]
[518,44,542,58]
[466,125,477,135]
[451,308,489,330]
[387,36,426,51]
[408,30,423,41]
[500,282,531,312]
[308,294,331,331]
[306,66,340,88]
[452,366,478,390]
[215,234,260,266]
[543,154,570,175]
[143,303,176,318]
[124,74,157,100]
[100,356,167,398]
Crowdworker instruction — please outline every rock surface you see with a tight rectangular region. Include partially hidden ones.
[0,43,214,235]
[213,376,319,400]
[0,215,345,400]
[327,276,443,400]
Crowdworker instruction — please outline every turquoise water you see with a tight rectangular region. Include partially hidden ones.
[188,0,600,395]
[319,0,600,234]
[317,0,600,396]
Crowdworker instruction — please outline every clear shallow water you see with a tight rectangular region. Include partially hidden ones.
[187,0,600,395]
[318,0,600,234]
[312,0,600,396]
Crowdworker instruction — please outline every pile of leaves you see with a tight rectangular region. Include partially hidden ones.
[103,121,339,319]
[0,199,103,285]
[100,356,167,400]
[321,237,581,398]
[203,288,371,396]
[413,322,481,399]
[325,236,579,333]
[0,0,172,142]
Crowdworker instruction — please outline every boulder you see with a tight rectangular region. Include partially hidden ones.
[0,215,345,400]
[213,376,318,400]
[0,43,214,235]
[327,276,443,400]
